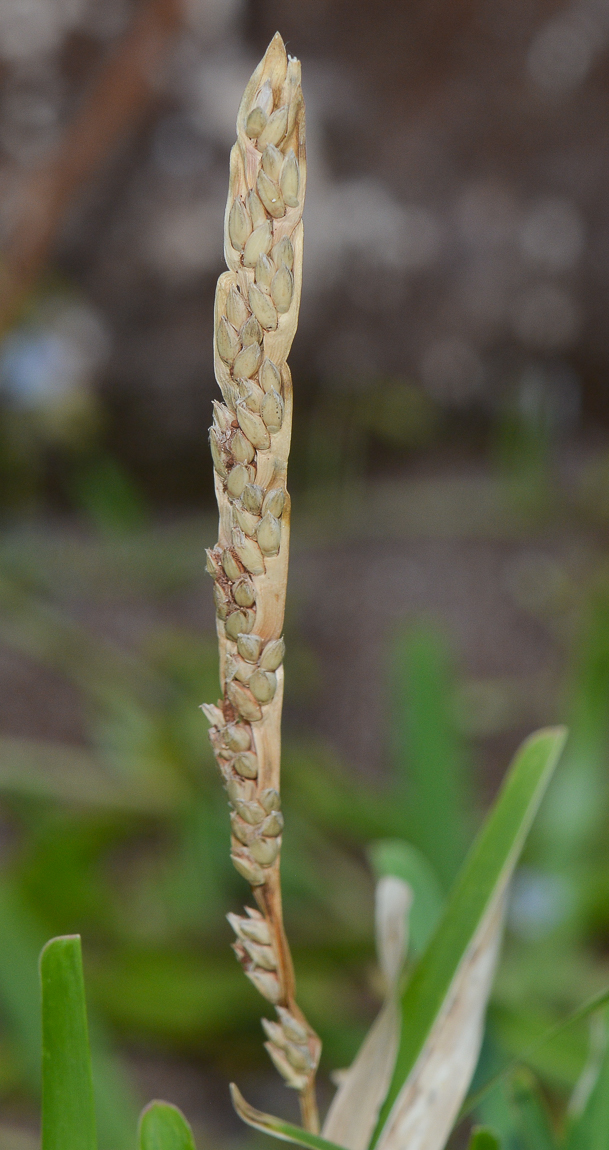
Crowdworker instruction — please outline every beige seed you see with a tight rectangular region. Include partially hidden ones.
[262,488,285,518]
[213,399,233,431]
[227,464,249,499]
[230,749,257,777]
[259,358,281,393]
[257,514,281,556]
[236,799,266,825]
[233,751,259,779]
[247,190,267,230]
[233,579,256,607]
[233,529,265,576]
[231,814,254,846]
[236,404,271,451]
[242,483,264,514]
[213,583,229,620]
[261,388,284,433]
[233,504,259,537]
[227,681,262,722]
[225,609,251,641]
[226,777,255,804]
[231,429,255,465]
[240,315,263,346]
[271,265,294,313]
[260,637,285,672]
[217,316,240,364]
[249,283,278,331]
[272,235,294,270]
[280,150,300,208]
[237,633,262,662]
[249,668,277,703]
[286,1044,314,1073]
[243,940,277,970]
[276,1007,309,1045]
[224,724,251,752]
[222,548,242,582]
[243,221,272,268]
[257,105,288,149]
[231,852,265,885]
[245,106,268,139]
[233,341,262,380]
[236,916,271,945]
[261,811,284,836]
[265,1042,308,1089]
[237,379,264,413]
[228,198,251,250]
[246,968,280,1003]
[205,548,221,579]
[232,656,253,685]
[257,169,285,219]
[226,288,250,330]
[250,836,280,865]
[209,429,228,478]
[260,787,281,812]
[261,143,283,182]
[255,254,274,289]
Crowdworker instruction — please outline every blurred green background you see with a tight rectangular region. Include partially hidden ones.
[2,0,609,1147]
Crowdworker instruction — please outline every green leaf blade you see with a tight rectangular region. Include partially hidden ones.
[373,726,567,1149]
[230,1084,344,1150]
[467,1127,502,1150]
[138,1101,196,1150]
[41,935,97,1150]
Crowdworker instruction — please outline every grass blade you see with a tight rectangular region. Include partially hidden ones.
[467,1129,501,1150]
[41,935,97,1150]
[391,625,469,890]
[373,726,567,1150]
[510,1069,557,1150]
[138,1101,196,1150]
[462,986,609,1117]
[230,1084,344,1150]
[565,1009,609,1150]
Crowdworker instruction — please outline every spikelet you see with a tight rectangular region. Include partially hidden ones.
[203,34,319,1131]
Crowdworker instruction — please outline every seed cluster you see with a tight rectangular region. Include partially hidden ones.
[202,36,320,1118]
